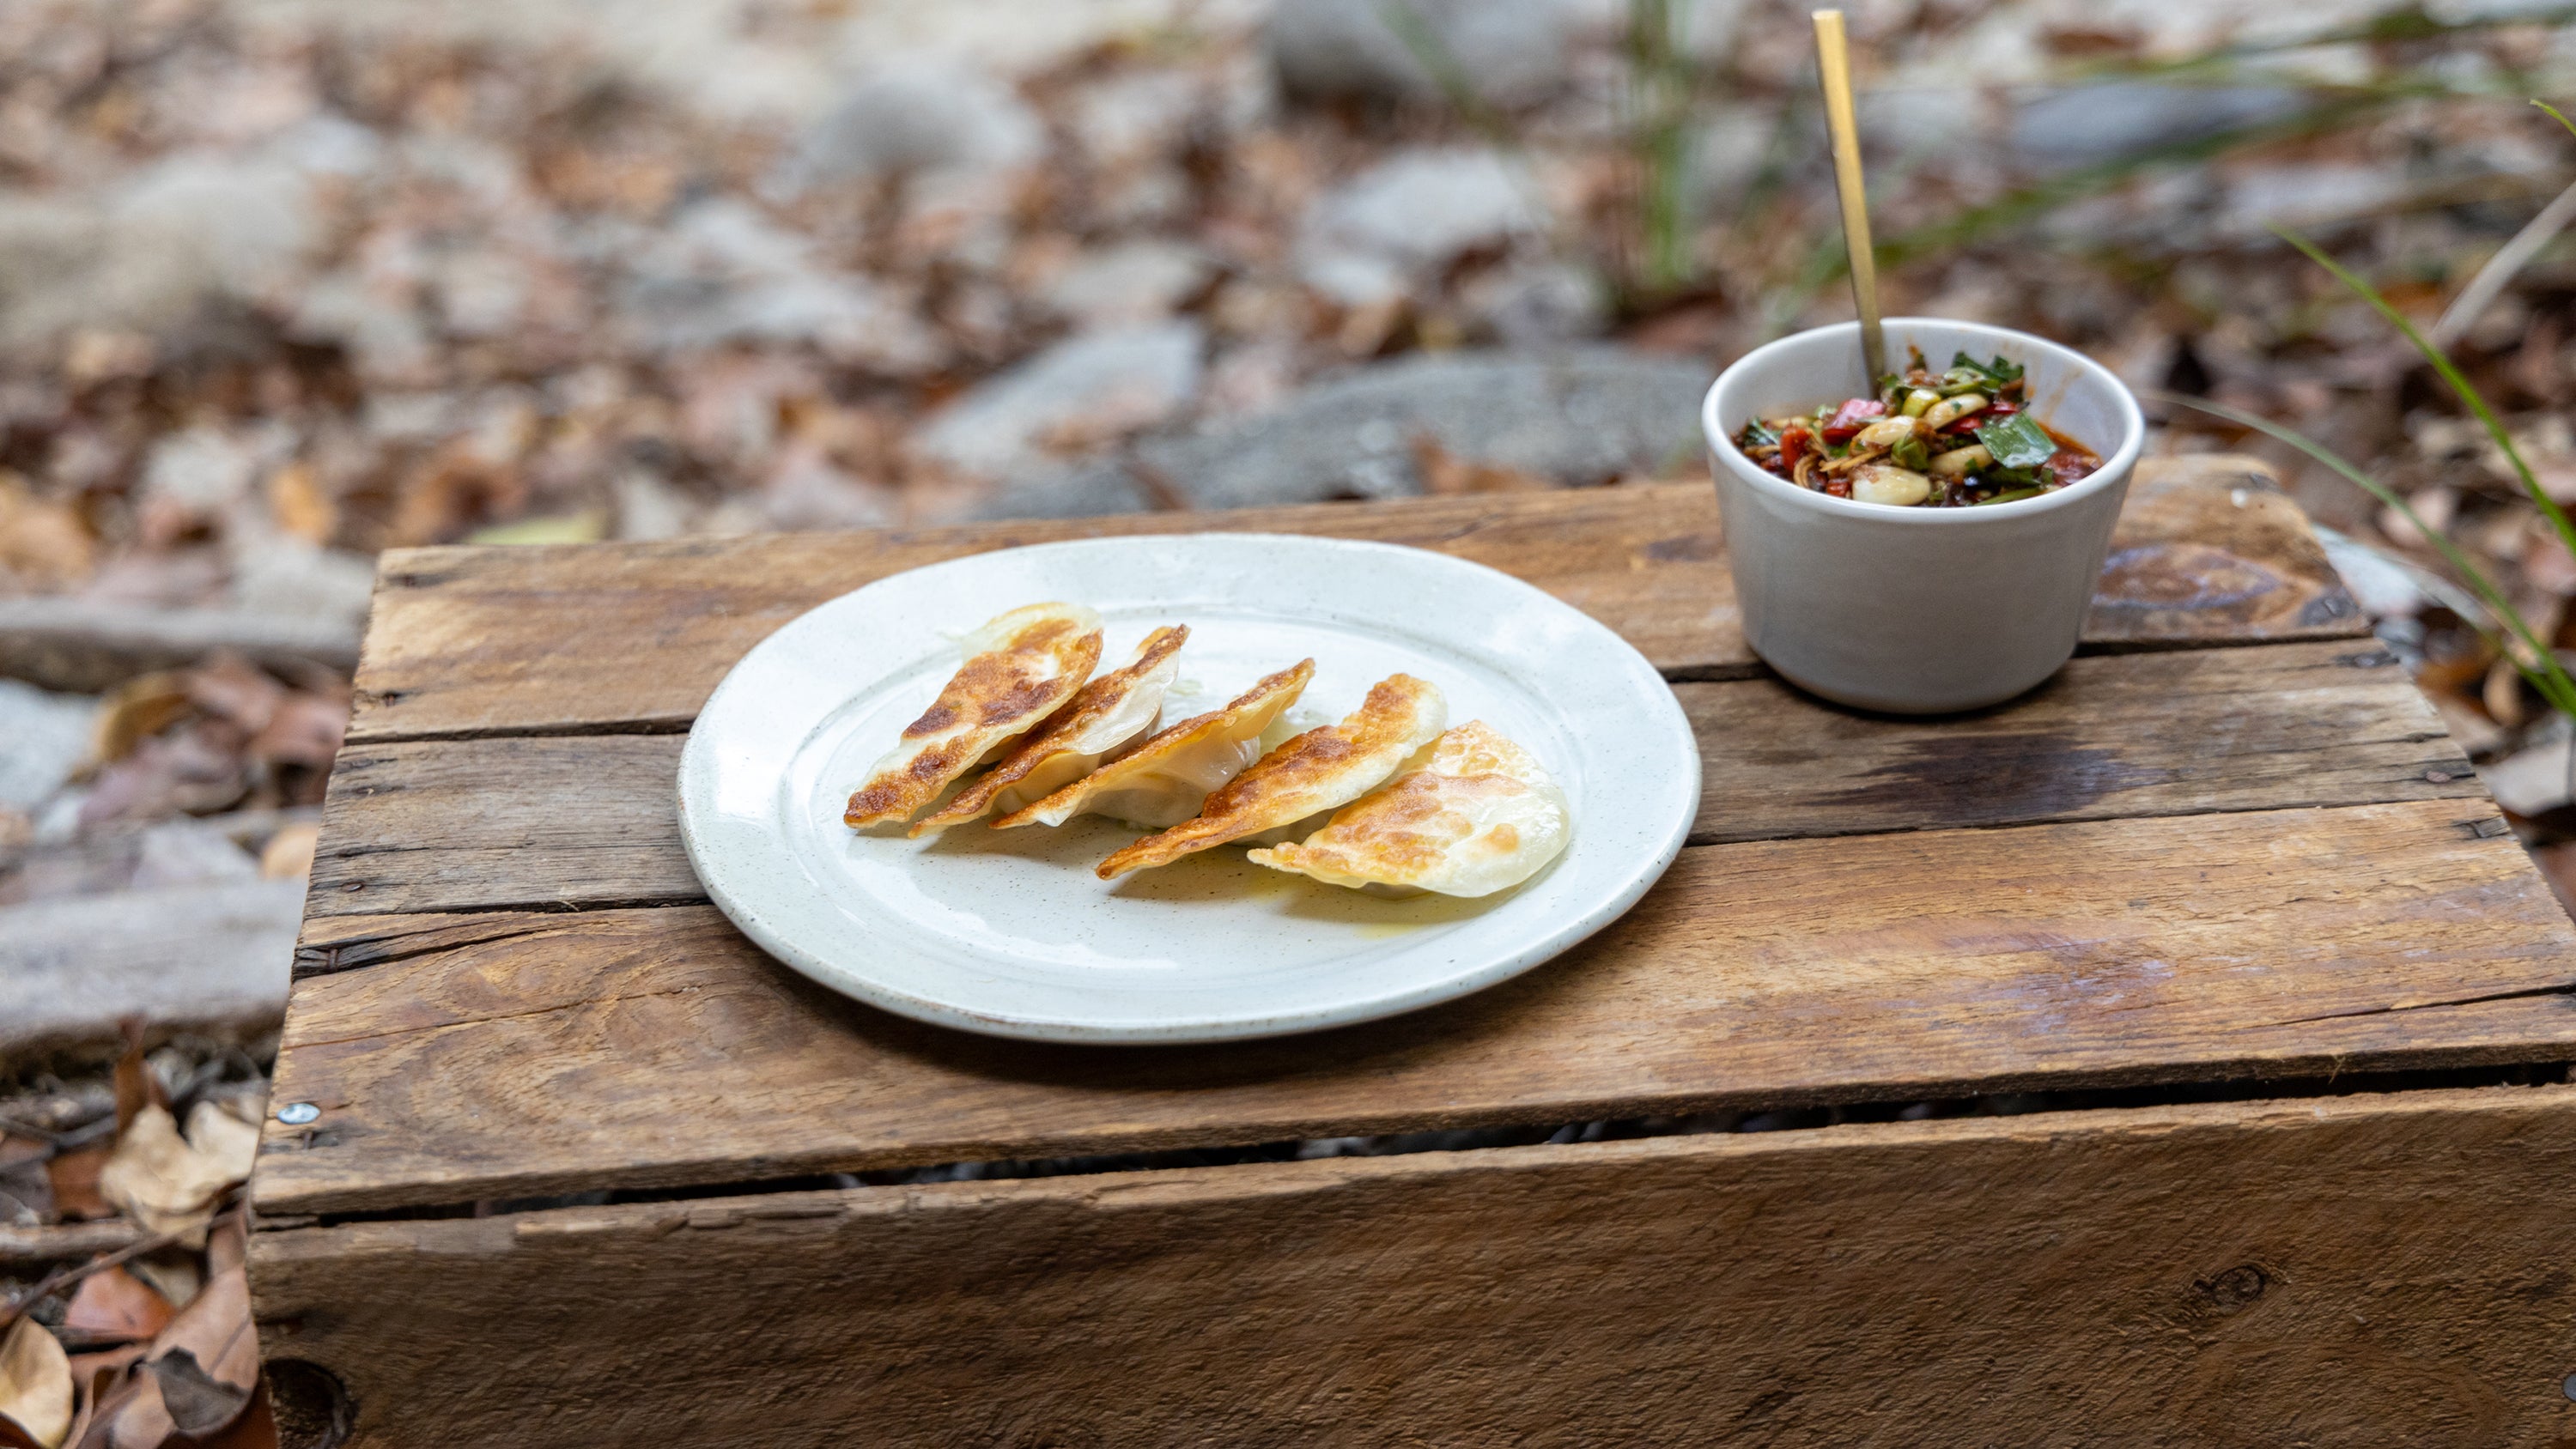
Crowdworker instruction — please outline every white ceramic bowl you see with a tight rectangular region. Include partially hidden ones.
[1702,318,2145,714]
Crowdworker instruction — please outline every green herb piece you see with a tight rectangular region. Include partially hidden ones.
[1973,485,2046,506]
[1976,411,2057,470]
[1740,419,1780,448]
[1949,351,2025,390]
[1890,435,1929,471]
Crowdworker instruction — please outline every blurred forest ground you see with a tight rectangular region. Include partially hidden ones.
[11,8,2576,1431]
[9,0,2576,923]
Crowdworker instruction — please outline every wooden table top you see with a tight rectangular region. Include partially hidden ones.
[252,456,2576,1217]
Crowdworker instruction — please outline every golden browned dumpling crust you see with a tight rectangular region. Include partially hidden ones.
[1096,671,1445,878]
[993,658,1315,831]
[1248,720,1569,897]
[908,625,1189,835]
[844,603,1103,828]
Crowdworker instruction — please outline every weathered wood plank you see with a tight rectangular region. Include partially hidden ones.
[347,483,1740,743]
[255,798,2576,1214]
[248,1085,2576,1447]
[306,640,2470,918]
[340,457,2360,743]
[2085,459,2361,645]
[1691,638,2473,844]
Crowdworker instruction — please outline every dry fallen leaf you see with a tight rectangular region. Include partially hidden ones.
[180,658,284,741]
[60,1273,173,1349]
[118,1258,197,1320]
[60,1345,147,1449]
[1409,434,1549,495]
[42,1149,112,1223]
[0,1318,74,1449]
[171,1380,272,1449]
[141,1227,257,1442]
[96,1105,252,1246]
[87,679,192,773]
[90,1366,166,1449]
[112,1035,164,1140]
[263,462,337,546]
[0,473,96,591]
[244,694,346,777]
[256,823,319,881]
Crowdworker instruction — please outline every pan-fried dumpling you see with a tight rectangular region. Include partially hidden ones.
[1097,673,1446,879]
[1248,721,1570,897]
[908,626,1188,836]
[993,659,1315,831]
[843,603,1103,828]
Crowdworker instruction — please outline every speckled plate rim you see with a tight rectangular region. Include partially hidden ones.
[676,532,1699,1045]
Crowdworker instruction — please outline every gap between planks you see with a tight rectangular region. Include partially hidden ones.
[301,639,2481,921]
[256,797,2576,1215]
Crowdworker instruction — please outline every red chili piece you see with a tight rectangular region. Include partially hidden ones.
[1820,398,1885,442]
[1778,427,1813,468]
[1944,397,2014,435]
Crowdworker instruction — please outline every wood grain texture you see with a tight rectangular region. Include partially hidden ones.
[340,456,2360,743]
[305,640,2470,918]
[2085,463,2362,645]
[248,1085,2576,1447]
[256,798,2576,1214]
[1691,638,2474,844]
[346,483,1740,743]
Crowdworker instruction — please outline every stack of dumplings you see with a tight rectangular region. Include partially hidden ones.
[843,603,1572,899]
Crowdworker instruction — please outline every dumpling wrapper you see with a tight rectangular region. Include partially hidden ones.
[993,659,1315,832]
[1248,720,1570,897]
[843,602,1103,828]
[1096,672,1447,879]
[908,626,1188,836]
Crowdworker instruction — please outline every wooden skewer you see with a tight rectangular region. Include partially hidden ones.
[1812,9,1885,386]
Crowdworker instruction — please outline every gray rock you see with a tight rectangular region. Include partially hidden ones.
[2215,163,2413,239]
[289,271,436,383]
[228,536,379,627]
[0,197,110,350]
[1298,147,1544,306]
[623,199,942,372]
[1266,0,1583,112]
[0,680,96,814]
[973,348,1712,519]
[761,451,898,531]
[1044,240,1215,328]
[786,63,1042,189]
[140,427,264,519]
[2011,83,2306,171]
[2482,737,2573,818]
[1461,260,1607,347]
[918,321,1205,483]
[613,469,694,543]
[131,822,261,891]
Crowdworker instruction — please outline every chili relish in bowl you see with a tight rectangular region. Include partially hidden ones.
[1730,347,2101,508]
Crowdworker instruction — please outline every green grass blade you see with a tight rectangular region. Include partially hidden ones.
[2149,389,2576,715]
[2272,225,2576,570]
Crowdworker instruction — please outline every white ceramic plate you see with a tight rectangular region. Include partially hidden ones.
[677,533,1699,1044]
